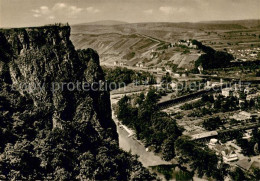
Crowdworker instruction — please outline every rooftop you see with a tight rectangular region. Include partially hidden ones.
[191,131,218,140]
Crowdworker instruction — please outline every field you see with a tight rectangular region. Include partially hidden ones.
[71,20,260,70]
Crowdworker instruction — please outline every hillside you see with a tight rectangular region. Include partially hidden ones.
[200,19,260,28]
[0,25,154,180]
[71,19,260,70]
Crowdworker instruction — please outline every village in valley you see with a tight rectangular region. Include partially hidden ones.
[2,0,260,180]
[70,19,260,180]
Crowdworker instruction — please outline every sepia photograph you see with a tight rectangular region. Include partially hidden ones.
[0,0,260,180]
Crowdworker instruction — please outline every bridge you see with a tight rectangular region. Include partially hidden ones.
[198,75,260,84]
[157,85,228,110]
[218,123,260,135]
[191,123,260,141]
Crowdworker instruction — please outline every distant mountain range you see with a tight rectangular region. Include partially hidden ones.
[74,19,260,28]
[198,19,260,28]
[76,20,129,26]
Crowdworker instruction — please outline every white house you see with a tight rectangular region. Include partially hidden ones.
[173,73,180,78]
[156,67,163,72]
[208,138,218,149]
[198,65,203,74]
[230,111,252,121]
[114,61,118,66]
[119,62,126,66]
[211,144,238,163]
[222,88,233,97]
[136,62,144,67]
[222,149,238,162]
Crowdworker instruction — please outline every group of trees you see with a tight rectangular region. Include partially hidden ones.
[180,98,207,111]
[0,30,156,180]
[202,116,225,131]
[0,81,155,180]
[115,89,182,161]
[229,166,260,181]
[0,89,155,180]
[236,128,260,156]
[192,40,234,69]
[175,135,260,180]
[161,72,172,84]
[174,136,229,180]
[0,124,155,180]
[182,94,240,117]
[103,67,134,89]
[213,95,239,112]
[103,67,156,89]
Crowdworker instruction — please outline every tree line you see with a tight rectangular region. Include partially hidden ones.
[114,89,182,161]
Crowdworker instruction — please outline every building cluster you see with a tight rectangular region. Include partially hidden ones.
[229,47,260,61]
[205,80,259,101]
[230,111,254,122]
[176,40,198,49]
[208,138,239,163]
[221,85,259,100]
[207,137,260,174]
[113,61,127,66]
[135,62,144,68]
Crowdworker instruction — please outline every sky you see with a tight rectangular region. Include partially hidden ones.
[0,0,260,27]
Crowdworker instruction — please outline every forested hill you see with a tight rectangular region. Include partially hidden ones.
[0,25,154,180]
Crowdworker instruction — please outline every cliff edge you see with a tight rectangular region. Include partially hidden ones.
[0,25,154,180]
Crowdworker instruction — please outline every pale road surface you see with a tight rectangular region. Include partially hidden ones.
[110,95,170,167]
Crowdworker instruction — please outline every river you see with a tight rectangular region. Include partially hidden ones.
[110,95,170,167]
[110,93,206,181]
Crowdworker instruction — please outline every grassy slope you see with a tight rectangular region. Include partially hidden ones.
[71,20,260,70]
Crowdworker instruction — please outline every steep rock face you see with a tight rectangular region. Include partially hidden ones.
[0,25,154,180]
[0,25,116,140]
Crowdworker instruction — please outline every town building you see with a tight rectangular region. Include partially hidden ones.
[230,111,252,121]
[236,159,260,172]
[208,138,218,149]
[114,61,118,66]
[191,131,218,140]
[136,62,144,67]
[222,88,234,97]
[209,142,238,163]
[198,65,203,74]
[119,62,126,66]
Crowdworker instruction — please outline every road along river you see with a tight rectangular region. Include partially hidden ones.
[110,93,207,181]
[110,95,170,167]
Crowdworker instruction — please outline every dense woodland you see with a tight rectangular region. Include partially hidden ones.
[103,67,156,89]
[0,26,156,180]
[192,40,234,69]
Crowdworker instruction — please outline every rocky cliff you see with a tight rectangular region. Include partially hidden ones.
[0,25,154,180]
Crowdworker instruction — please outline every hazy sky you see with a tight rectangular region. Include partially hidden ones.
[1,0,260,27]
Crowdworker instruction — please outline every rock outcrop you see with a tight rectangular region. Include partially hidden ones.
[1,25,117,138]
[0,25,154,180]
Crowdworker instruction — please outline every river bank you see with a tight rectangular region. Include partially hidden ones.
[110,93,207,181]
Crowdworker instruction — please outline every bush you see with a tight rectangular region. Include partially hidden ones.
[202,117,223,131]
